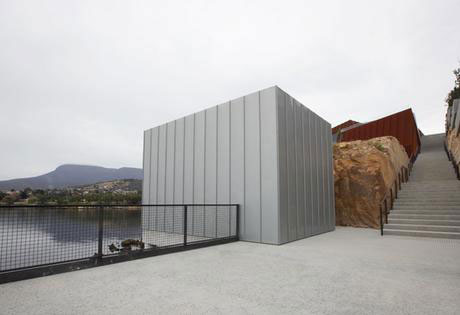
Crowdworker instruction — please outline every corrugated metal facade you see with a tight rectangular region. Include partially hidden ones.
[142,86,335,244]
[340,109,421,159]
[448,100,460,131]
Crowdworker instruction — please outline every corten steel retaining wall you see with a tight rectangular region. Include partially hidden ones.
[142,86,335,245]
[340,108,421,158]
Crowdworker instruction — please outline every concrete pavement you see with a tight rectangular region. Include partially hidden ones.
[1,227,459,315]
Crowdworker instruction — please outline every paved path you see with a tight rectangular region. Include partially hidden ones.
[1,227,459,315]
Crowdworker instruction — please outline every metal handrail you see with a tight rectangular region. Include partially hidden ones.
[379,157,414,236]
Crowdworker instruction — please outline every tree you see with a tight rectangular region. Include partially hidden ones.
[446,66,460,107]
[19,190,28,199]
[2,194,19,205]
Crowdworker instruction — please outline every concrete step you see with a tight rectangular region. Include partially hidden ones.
[394,204,460,209]
[388,218,460,226]
[395,200,460,203]
[383,229,460,239]
[399,185,459,188]
[384,224,460,233]
[398,190,460,194]
[393,205,460,210]
[388,213,460,220]
[395,198,460,202]
[398,191,460,195]
[391,209,460,215]
[402,181,460,186]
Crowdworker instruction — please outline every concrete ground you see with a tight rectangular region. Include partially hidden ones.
[1,227,459,315]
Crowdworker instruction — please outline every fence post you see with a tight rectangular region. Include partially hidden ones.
[183,205,188,246]
[236,204,240,239]
[97,206,104,263]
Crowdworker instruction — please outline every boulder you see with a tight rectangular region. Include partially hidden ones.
[334,136,409,228]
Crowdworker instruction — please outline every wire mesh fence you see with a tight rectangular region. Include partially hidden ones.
[0,204,238,274]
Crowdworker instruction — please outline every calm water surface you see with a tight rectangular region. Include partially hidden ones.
[0,207,141,271]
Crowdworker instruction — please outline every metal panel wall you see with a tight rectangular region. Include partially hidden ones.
[143,86,281,243]
[143,86,334,244]
[453,100,460,134]
[276,87,335,243]
[450,101,459,131]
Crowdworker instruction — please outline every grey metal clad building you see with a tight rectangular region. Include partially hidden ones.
[142,86,335,244]
[450,99,460,131]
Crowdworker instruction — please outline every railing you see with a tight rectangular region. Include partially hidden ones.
[0,204,239,283]
[379,154,416,236]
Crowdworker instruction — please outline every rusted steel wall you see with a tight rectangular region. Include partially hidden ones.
[340,109,420,158]
[331,120,359,134]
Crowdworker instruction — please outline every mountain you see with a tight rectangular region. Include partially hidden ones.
[0,164,143,191]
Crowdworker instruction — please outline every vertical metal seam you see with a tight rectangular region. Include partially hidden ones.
[326,128,330,230]
[320,121,325,232]
[328,125,333,230]
[305,110,310,236]
[316,116,320,234]
[243,96,246,238]
[182,118,185,204]
[182,118,186,234]
[258,91,262,242]
[274,88,281,244]
[192,114,196,234]
[146,131,151,204]
[172,121,176,232]
[293,99,298,239]
[284,93,289,241]
[164,125,168,231]
[229,101,232,236]
[203,110,207,237]
[302,107,307,237]
[155,127,160,230]
[215,105,219,237]
[308,111,314,235]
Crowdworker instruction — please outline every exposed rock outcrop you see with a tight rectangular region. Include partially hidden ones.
[334,136,409,228]
[447,130,460,165]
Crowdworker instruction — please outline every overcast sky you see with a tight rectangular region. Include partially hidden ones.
[1,0,459,180]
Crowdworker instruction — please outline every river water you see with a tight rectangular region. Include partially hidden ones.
[0,207,142,271]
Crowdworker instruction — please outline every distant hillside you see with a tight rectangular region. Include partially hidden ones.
[73,179,142,193]
[0,164,143,190]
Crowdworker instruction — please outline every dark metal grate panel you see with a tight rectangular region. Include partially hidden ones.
[0,204,238,279]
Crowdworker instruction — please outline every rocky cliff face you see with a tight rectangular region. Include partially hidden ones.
[447,130,460,164]
[334,136,409,228]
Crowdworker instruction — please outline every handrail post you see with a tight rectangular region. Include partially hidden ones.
[390,189,393,210]
[380,203,383,236]
[97,206,104,264]
[384,198,388,224]
[183,205,188,246]
[394,180,398,199]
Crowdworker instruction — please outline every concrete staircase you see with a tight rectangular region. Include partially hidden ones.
[383,134,460,239]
